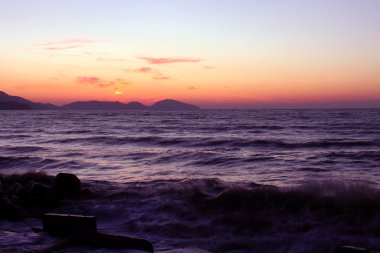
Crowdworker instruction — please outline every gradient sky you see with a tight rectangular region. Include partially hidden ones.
[1,0,379,108]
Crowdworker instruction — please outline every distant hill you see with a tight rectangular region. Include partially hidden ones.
[125,101,149,110]
[150,99,200,110]
[61,101,149,110]
[0,101,32,110]
[0,91,201,111]
[61,100,199,110]
[0,91,58,110]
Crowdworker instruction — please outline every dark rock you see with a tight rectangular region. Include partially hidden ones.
[9,182,23,195]
[0,177,5,194]
[335,246,370,253]
[0,197,26,219]
[43,213,97,236]
[54,173,81,197]
[28,182,52,197]
[26,182,62,209]
[83,232,154,252]
[81,188,92,197]
[41,213,154,252]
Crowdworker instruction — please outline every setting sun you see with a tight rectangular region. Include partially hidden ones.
[114,91,123,95]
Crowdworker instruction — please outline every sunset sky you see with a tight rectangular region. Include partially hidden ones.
[1,0,379,108]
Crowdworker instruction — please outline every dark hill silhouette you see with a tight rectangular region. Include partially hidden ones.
[150,99,200,110]
[0,101,32,110]
[125,101,149,110]
[0,91,201,110]
[0,91,58,110]
[61,101,149,110]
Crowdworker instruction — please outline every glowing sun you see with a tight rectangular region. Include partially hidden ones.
[114,91,123,95]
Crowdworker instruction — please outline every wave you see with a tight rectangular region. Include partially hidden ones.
[0,156,56,170]
[43,135,380,150]
[326,151,380,161]
[79,178,380,253]
[0,156,88,171]
[0,134,31,140]
[1,146,48,153]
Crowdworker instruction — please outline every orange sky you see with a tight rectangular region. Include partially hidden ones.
[1,1,379,108]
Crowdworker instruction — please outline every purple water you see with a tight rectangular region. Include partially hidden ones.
[1,109,380,252]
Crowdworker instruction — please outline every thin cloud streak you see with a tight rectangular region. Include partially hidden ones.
[34,38,108,51]
[37,38,108,46]
[97,57,125,62]
[75,76,101,84]
[126,67,172,80]
[45,45,82,50]
[126,67,153,73]
[152,74,172,80]
[75,76,129,88]
[139,57,202,64]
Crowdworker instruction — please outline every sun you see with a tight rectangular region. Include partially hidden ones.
[114,91,123,95]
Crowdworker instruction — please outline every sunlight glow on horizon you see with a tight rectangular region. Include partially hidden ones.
[0,0,379,108]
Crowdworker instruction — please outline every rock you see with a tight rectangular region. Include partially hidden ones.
[335,245,370,253]
[81,188,92,197]
[81,232,154,252]
[0,177,5,194]
[41,213,154,252]
[28,182,52,197]
[0,197,26,219]
[54,173,81,197]
[9,182,23,195]
[43,213,97,236]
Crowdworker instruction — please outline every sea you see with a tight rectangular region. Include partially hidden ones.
[1,109,380,253]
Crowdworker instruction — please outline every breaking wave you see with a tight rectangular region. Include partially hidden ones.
[66,178,380,253]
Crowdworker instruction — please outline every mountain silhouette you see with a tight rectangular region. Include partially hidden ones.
[0,91,58,110]
[0,101,32,110]
[62,101,148,110]
[150,99,200,110]
[0,91,201,111]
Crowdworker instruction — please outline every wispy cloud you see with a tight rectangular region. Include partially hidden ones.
[37,38,107,46]
[35,38,108,51]
[76,76,102,84]
[126,67,153,73]
[139,57,202,64]
[203,66,215,69]
[126,67,172,80]
[75,76,128,88]
[97,57,124,62]
[152,73,172,80]
[45,45,83,51]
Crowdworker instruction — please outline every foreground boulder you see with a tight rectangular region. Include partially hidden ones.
[54,173,81,197]
[43,213,97,236]
[40,213,154,252]
[0,172,86,220]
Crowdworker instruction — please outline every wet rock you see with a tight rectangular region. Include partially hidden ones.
[0,177,6,194]
[28,182,52,197]
[81,188,92,197]
[9,182,23,195]
[43,213,97,235]
[0,197,25,219]
[54,173,81,197]
[82,232,154,252]
[41,213,154,252]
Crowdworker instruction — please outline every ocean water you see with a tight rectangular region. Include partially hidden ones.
[1,109,380,252]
